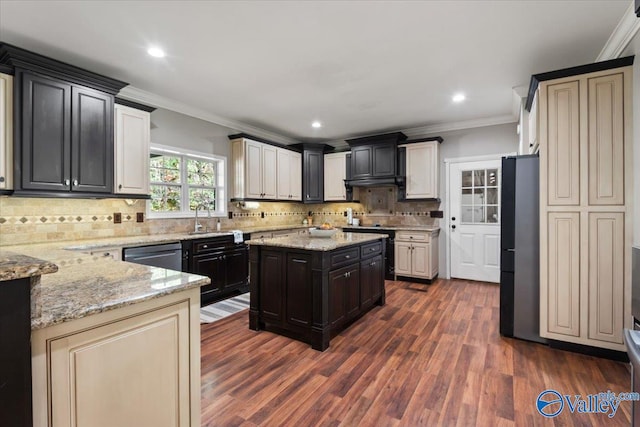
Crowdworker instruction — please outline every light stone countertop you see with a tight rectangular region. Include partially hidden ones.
[2,243,210,331]
[0,250,58,281]
[246,232,388,251]
[342,225,440,232]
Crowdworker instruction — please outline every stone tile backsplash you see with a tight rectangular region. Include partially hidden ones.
[0,193,440,246]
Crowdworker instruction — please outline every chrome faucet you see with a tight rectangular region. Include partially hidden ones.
[194,203,212,233]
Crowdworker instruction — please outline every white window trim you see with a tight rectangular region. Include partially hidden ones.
[147,144,227,219]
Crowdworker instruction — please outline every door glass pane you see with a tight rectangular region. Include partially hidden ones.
[486,188,498,204]
[461,189,473,205]
[487,169,498,186]
[474,188,484,204]
[473,206,485,223]
[487,206,499,223]
[474,170,485,186]
[462,171,473,187]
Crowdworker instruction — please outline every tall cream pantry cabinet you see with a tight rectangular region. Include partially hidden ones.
[531,57,634,352]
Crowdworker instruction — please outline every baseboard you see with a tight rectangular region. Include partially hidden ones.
[548,339,628,362]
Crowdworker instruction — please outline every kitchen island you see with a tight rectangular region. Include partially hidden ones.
[247,232,387,351]
[0,243,209,427]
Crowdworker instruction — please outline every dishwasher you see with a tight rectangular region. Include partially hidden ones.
[123,242,183,271]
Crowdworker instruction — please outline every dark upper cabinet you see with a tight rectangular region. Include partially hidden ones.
[292,143,330,204]
[18,71,114,194]
[0,43,128,197]
[20,72,72,192]
[345,132,407,184]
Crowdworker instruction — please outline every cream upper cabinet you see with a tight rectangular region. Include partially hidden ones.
[0,72,13,190]
[232,137,301,200]
[538,62,632,352]
[277,148,302,201]
[404,140,439,199]
[324,152,347,201]
[114,104,150,195]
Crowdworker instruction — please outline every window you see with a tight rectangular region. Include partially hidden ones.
[148,145,226,218]
[460,168,499,224]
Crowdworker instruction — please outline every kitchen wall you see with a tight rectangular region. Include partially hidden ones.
[419,122,519,276]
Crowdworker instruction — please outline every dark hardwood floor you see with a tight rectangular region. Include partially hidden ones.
[201,279,632,426]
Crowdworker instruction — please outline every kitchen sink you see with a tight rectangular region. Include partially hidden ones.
[186,230,230,236]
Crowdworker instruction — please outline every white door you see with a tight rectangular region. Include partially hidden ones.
[449,160,501,282]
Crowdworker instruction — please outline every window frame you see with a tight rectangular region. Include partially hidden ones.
[147,144,227,219]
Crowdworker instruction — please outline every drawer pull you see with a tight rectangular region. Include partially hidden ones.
[202,245,208,249]
[369,248,375,251]
[345,255,350,259]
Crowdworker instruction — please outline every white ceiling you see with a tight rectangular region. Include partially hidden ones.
[0,0,630,144]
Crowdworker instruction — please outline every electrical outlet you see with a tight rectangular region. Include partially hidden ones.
[114,212,122,224]
[136,212,144,223]
[430,210,444,218]
[228,211,233,219]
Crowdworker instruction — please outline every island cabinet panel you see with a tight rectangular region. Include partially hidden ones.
[286,253,313,328]
[249,236,386,351]
[193,251,225,294]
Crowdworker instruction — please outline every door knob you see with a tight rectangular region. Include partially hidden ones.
[451,217,456,221]
[452,225,456,229]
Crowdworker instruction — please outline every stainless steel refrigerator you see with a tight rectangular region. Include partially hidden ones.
[500,155,546,344]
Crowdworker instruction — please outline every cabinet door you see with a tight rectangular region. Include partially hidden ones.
[71,86,113,193]
[324,152,347,201]
[245,140,263,198]
[289,151,302,201]
[411,242,430,278]
[588,73,624,206]
[345,265,360,320]
[328,266,348,329]
[545,212,580,337]
[0,72,12,190]
[285,253,313,328]
[406,142,438,199]
[360,255,382,308]
[225,246,248,290]
[261,144,278,199]
[528,93,538,153]
[394,242,412,276]
[303,149,323,203]
[192,251,225,295]
[48,301,191,427]
[588,212,624,344]
[260,250,284,322]
[372,144,396,177]
[276,148,291,200]
[545,80,580,206]
[114,105,149,195]
[21,72,72,191]
[351,146,372,178]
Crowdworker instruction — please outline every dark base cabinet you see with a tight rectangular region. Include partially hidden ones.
[249,238,386,351]
[0,278,32,427]
[182,236,249,306]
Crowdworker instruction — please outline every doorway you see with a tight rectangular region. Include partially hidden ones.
[447,158,502,282]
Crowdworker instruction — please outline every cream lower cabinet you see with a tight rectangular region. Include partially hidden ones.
[114,104,150,195]
[538,62,632,351]
[0,72,13,190]
[32,288,201,427]
[394,230,439,280]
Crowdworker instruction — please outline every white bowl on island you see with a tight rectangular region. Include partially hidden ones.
[309,227,338,238]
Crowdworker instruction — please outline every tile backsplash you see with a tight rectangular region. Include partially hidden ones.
[0,190,440,246]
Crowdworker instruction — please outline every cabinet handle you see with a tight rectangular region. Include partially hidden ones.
[345,255,350,259]
[64,179,70,186]
[370,248,375,251]
[202,245,208,249]
[73,179,78,186]
[103,252,111,257]
[119,184,123,189]
[0,176,4,183]
[371,262,376,266]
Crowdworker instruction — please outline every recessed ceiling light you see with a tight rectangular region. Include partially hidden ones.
[147,47,165,58]
[452,93,466,103]
[311,121,322,128]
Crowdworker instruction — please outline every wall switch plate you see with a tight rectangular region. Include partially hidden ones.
[261,211,265,219]
[228,211,233,219]
[430,210,444,218]
[114,213,122,224]
[136,212,144,223]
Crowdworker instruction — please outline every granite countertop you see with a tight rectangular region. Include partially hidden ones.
[3,243,210,330]
[0,250,58,281]
[246,232,388,251]
[342,225,440,232]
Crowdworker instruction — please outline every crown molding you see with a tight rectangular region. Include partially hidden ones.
[596,2,640,61]
[117,86,299,145]
[401,114,517,138]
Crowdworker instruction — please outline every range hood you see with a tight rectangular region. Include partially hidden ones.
[343,132,407,189]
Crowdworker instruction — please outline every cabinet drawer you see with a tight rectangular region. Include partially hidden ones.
[330,247,360,268]
[193,239,229,255]
[396,231,430,243]
[361,241,382,258]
